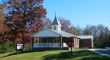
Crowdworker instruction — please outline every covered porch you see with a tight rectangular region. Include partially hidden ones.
[31,28,80,49]
[32,37,73,48]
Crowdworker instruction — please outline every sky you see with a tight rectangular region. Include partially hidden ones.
[43,0,110,28]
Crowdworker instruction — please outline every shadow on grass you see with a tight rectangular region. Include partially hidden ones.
[1,48,65,58]
[43,50,110,60]
[81,56,110,60]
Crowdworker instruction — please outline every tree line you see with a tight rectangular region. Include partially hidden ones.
[44,17,110,48]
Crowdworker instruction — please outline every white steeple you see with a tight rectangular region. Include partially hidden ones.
[52,14,61,32]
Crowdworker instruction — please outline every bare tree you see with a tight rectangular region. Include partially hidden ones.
[43,18,52,29]
[83,24,110,48]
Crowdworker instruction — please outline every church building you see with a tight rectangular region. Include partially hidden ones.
[31,16,94,49]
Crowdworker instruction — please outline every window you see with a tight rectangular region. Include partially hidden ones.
[54,26,56,30]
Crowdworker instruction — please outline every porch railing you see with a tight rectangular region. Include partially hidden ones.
[33,43,60,48]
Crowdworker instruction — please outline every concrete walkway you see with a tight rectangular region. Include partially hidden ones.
[89,49,110,57]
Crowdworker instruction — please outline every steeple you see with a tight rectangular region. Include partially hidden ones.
[52,14,61,32]
[52,16,61,25]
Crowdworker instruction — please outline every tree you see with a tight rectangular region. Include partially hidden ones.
[67,26,79,35]
[2,0,46,49]
[58,17,78,35]
[83,24,110,48]
[0,4,12,43]
[74,25,83,35]
[83,25,93,35]
[0,4,10,33]
[43,18,52,29]
[58,17,71,32]
[94,25,110,48]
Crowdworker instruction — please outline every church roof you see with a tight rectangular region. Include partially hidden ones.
[52,16,61,25]
[31,28,78,38]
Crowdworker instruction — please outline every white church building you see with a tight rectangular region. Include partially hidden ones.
[31,16,94,49]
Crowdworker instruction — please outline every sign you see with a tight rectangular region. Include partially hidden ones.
[17,44,23,50]
[66,40,73,53]
[66,40,73,48]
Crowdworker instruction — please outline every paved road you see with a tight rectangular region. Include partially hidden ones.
[96,49,110,55]
[89,49,110,57]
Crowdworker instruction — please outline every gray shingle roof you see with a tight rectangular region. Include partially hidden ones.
[31,28,79,38]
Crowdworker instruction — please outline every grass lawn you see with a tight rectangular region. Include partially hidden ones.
[0,49,110,60]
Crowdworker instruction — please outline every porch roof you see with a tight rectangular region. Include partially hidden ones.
[31,28,78,38]
[77,35,93,40]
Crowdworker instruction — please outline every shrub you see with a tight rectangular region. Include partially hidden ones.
[94,39,110,48]
[0,42,15,54]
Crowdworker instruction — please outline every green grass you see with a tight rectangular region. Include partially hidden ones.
[0,49,110,60]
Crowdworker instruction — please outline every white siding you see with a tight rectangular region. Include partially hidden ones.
[52,25,61,32]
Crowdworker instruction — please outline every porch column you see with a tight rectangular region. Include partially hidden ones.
[78,38,80,48]
[77,38,80,48]
[38,38,39,43]
[60,35,63,49]
[74,37,78,48]
[91,37,94,48]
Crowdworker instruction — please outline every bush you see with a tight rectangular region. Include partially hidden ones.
[94,39,110,48]
[94,40,104,48]
[0,42,15,54]
[0,43,6,53]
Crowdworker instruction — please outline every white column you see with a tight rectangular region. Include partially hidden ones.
[77,38,79,48]
[60,36,63,48]
[74,38,79,48]
[38,38,39,43]
[74,38,76,48]
[91,37,94,48]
